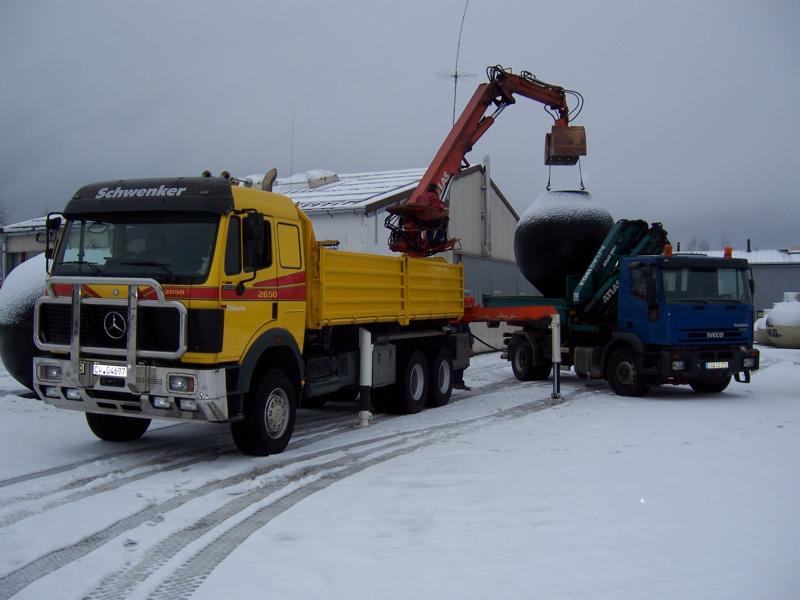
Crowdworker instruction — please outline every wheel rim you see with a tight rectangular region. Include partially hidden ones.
[409,363,425,401]
[615,359,638,387]
[264,388,290,438]
[437,359,452,394]
[514,345,529,372]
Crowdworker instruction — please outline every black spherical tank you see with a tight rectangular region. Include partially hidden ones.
[514,190,614,298]
[0,254,47,391]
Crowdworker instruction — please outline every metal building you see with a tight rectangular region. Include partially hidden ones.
[0,216,49,284]
[261,160,536,303]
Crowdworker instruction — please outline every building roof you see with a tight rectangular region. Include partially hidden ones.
[247,168,426,214]
[0,216,49,234]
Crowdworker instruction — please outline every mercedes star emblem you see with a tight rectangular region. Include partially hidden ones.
[103,311,127,340]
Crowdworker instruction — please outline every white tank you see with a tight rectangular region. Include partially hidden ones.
[754,309,772,346]
[766,292,800,348]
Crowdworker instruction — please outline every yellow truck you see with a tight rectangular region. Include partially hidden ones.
[32,176,469,455]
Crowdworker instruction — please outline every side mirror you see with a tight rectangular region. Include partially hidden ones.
[242,212,266,279]
[44,213,62,268]
[244,212,265,244]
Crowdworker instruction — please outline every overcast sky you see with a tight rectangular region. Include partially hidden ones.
[1,0,798,250]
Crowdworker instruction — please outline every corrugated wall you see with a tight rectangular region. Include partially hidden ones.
[459,254,538,300]
[752,264,800,314]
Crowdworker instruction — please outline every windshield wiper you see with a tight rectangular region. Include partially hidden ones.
[119,261,175,278]
[58,260,101,273]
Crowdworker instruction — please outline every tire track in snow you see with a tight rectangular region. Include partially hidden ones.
[0,426,228,491]
[0,376,586,599]
[85,391,584,600]
[0,410,358,492]
[0,428,413,600]
[0,412,361,519]
[0,445,232,528]
[83,435,431,600]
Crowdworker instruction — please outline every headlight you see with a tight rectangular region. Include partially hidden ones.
[168,374,196,394]
[178,398,198,411]
[38,364,63,382]
[152,396,171,409]
[743,357,756,369]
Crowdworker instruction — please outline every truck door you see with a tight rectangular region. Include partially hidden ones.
[220,213,277,361]
[621,264,665,344]
[274,221,307,347]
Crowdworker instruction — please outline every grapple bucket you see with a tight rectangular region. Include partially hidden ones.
[545,125,587,165]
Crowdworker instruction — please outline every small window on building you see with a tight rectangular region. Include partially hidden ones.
[277,223,302,269]
[225,216,241,275]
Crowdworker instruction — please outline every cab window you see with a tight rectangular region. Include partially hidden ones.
[277,223,302,269]
[630,267,647,300]
[225,216,241,275]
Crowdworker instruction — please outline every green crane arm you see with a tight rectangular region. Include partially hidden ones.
[570,220,670,322]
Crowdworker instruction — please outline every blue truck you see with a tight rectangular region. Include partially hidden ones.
[497,220,760,396]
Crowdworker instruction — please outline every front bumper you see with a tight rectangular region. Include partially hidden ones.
[658,346,760,380]
[33,356,230,422]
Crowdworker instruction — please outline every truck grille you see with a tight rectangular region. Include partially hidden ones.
[39,305,223,354]
[39,304,181,353]
[679,328,747,344]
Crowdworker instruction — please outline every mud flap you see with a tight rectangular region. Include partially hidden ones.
[734,371,751,384]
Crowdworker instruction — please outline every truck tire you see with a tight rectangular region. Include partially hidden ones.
[231,369,296,456]
[427,347,453,407]
[606,347,649,397]
[85,413,151,442]
[689,375,731,394]
[509,337,552,381]
[397,349,429,414]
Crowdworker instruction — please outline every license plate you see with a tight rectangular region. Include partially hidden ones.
[92,363,128,378]
[704,361,729,370]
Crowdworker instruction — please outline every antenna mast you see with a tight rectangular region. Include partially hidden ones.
[452,0,471,125]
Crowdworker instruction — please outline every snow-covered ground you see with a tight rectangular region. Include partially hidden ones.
[0,347,798,600]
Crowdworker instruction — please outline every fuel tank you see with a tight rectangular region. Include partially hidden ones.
[514,190,614,297]
[0,254,47,391]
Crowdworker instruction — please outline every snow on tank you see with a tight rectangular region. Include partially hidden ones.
[0,253,47,390]
[514,190,614,297]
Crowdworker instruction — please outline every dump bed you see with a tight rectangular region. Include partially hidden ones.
[307,248,463,329]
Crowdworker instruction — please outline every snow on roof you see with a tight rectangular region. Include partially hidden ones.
[247,168,426,214]
[1,216,49,233]
[702,249,800,265]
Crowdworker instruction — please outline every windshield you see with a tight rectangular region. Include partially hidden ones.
[662,267,751,304]
[52,213,219,284]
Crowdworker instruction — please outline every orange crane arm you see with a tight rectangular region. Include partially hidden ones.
[385,65,585,257]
